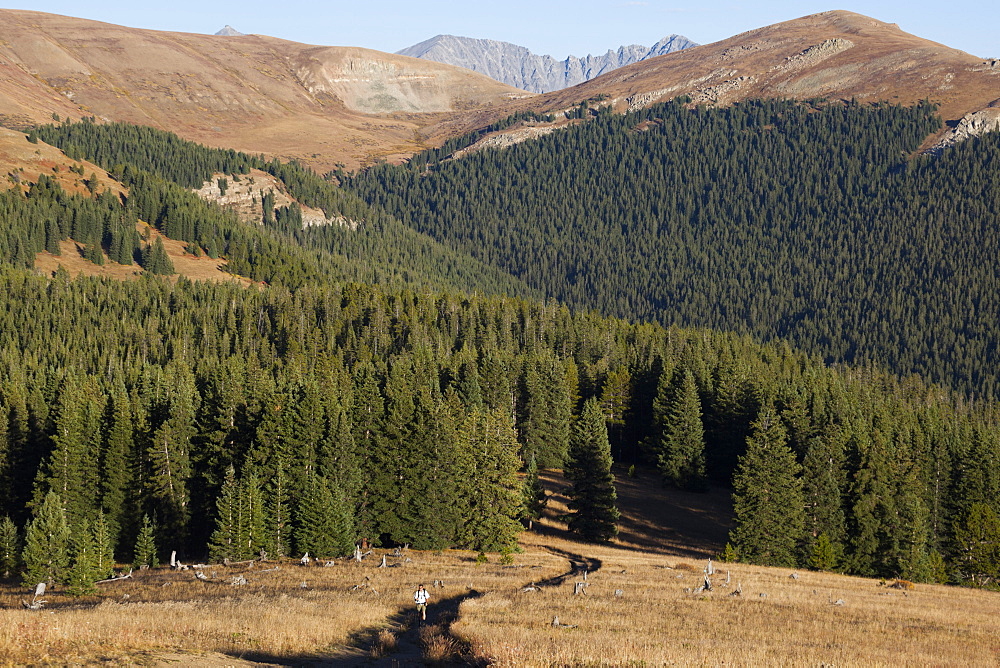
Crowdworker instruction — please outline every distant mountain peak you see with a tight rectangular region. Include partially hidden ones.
[215,25,244,37]
[396,34,697,93]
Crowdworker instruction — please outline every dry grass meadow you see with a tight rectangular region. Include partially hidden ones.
[2,470,999,666]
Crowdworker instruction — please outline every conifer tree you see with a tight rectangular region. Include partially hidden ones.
[521,356,572,468]
[100,390,132,550]
[21,490,71,586]
[404,390,467,550]
[66,518,99,596]
[0,516,21,577]
[363,355,416,544]
[260,452,292,558]
[208,465,241,562]
[91,510,115,580]
[294,473,353,557]
[146,366,196,545]
[800,431,847,563]
[40,375,101,527]
[141,237,174,275]
[521,451,546,528]
[84,242,105,265]
[0,407,11,518]
[809,532,840,571]
[952,502,1000,587]
[457,360,484,409]
[461,408,524,552]
[730,406,805,567]
[565,398,619,543]
[599,367,632,459]
[132,514,158,568]
[655,368,707,490]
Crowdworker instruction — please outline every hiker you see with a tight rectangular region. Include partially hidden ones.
[414,584,430,620]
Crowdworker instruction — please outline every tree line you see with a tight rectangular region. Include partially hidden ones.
[0,269,996,589]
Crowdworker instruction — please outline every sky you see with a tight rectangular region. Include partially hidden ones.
[5,1,997,60]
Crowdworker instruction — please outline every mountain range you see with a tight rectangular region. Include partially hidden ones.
[396,34,697,93]
[1,10,998,170]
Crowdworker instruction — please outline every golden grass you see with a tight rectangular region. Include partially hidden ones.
[4,470,1000,666]
[453,529,1000,667]
[0,549,567,666]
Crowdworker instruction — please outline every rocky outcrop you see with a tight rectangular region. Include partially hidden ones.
[397,34,697,93]
[193,170,355,229]
[928,104,1000,154]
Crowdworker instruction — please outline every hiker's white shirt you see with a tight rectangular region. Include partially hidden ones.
[414,589,429,604]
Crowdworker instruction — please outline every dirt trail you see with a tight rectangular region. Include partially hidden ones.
[317,589,482,666]
[326,547,602,666]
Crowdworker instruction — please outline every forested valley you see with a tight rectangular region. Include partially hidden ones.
[0,104,998,593]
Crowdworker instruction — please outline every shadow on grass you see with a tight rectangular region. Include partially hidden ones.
[227,590,486,667]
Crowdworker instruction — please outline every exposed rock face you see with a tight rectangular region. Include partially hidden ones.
[193,169,355,229]
[397,34,697,93]
[928,105,1000,153]
[215,25,245,37]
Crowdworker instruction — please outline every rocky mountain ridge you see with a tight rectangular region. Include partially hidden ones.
[515,11,1000,143]
[397,34,697,92]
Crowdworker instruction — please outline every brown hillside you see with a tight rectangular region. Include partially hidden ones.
[531,11,999,131]
[0,10,996,170]
[1,127,250,284]
[430,10,1000,153]
[0,9,527,171]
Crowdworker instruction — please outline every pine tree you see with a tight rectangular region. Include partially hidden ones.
[208,465,241,562]
[84,242,105,265]
[40,375,101,527]
[238,471,267,560]
[656,368,707,490]
[404,390,467,550]
[461,408,524,552]
[0,516,21,577]
[146,366,196,545]
[91,510,115,580]
[729,407,805,567]
[800,431,847,563]
[21,490,71,586]
[66,519,99,596]
[132,514,158,568]
[521,451,546,528]
[952,502,1000,587]
[809,532,840,571]
[521,356,572,468]
[100,390,133,552]
[141,237,174,275]
[294,474,353,557]
[565,398,619,542]
[599,367,632,460]
[261,452,292,558]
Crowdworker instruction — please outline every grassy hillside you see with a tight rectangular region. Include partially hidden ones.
[1,471,997,666]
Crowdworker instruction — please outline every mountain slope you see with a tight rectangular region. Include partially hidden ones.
[1,10,996,169]
[347,98,1000,398]
[397,34,696,93]
[527,11,999,135]
[0,9,527,171]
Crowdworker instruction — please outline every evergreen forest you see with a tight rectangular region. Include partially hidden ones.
[1,102,999,591]
[346,99,1000,400]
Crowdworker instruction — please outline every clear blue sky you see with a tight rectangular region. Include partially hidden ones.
[5,2,997,59]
